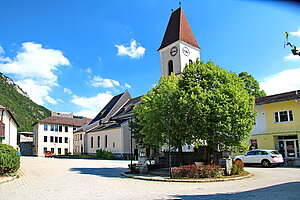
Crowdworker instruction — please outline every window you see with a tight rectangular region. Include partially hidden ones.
[50,136,54,142]
[65,137,68,143]
[73,127,76,131]
[113,142,115,148]
[58,148,61,155]
[105,135,108,148]
[274,110,293,123]
[91,137,94,148]
[168,60,173,75]
[44,147,47,153]
[44,124,48,131]
[59,126,62,132]
[65,148,68,155]
[44,136,47,142]
[59,137,62,143]
[65,126,68,132]
[55,136,58,143]
[51,148,54,153]
[55,125,58,132]
[97,136,100,148]
[50,125,54,131]
[80,134,82,140]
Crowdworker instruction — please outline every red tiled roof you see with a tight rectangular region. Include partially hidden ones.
[158,7,200,51]
[37,116,92,127]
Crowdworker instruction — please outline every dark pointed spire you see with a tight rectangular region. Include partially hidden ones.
[158,7,200,51]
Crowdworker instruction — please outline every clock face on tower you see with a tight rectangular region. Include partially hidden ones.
[182,47,190,56]
[170,46,178,56]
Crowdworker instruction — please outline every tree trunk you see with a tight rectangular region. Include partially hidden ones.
[178,146,184,166]
[207,142,218,164]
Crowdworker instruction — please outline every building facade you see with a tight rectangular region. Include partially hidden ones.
[251,90,300,166]
[0,105,19,149]
[33,115,91,156]
[74,91,140,159]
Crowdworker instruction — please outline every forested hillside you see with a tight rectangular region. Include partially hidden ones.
[0,73,51,132]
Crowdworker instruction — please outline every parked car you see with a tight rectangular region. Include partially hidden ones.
[45,151,53,158]
[234,149,284,167]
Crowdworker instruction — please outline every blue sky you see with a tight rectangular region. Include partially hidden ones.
[0,0,300,118]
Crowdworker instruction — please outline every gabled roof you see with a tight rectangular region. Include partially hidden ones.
[89,92,124,125]
[111,96,142,120]
[158,7,200,51]
[255,90,300,105]
[0,104,20,127]
[36,116,92,127]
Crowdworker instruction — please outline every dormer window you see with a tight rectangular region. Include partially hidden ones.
[274,110,293,123]
[168,60,173,75]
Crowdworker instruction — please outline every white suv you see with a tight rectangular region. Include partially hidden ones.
[234,149,284,167]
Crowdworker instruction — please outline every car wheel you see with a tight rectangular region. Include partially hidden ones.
[261,159,270,168]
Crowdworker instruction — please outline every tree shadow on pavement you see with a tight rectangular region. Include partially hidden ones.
[69,167,127,178]
[170,182,300,200]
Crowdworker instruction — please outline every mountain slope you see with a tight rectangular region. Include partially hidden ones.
[0,73,51,132]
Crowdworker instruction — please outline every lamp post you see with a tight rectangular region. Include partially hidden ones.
[130,116,133,173]
[168,117,172,178]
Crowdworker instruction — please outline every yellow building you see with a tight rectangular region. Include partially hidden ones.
[251,90,300,166]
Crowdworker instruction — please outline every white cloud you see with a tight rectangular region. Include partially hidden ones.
[44,96,58,105]
[71,92,113,118]
[15,79,51,105]
[124,83,131,89]
[284,47,300,62]
[90,76,120,88]
[260,67,300,95]
[290,28,300,37]
[64,88,72,94]
[86,67,92,74]
[0,42,70,105]
[115,39,145,59]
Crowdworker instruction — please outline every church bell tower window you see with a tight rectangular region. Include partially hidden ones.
[168,60,173,75]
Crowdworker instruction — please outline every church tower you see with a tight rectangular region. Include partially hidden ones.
[158,7,200,77]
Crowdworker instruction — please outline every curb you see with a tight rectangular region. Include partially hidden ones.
[121,173,252,183]
[0,175,18,184]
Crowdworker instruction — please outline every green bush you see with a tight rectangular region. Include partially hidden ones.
[0,144,20,175]
[231,160,244,175]
[96,149,115,160]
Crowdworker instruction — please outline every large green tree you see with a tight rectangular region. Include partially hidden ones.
[238,72,266,97]
[179,60,256,162]
[132,60,256,164]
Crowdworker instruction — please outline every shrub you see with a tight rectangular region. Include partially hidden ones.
[0,144,20,175]
[231,160,244,175]
[96,149,115,160]
[171,164,223,179]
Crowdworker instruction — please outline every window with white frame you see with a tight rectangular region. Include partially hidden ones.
[274,110,293,123]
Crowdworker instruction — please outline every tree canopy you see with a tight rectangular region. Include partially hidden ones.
[131,60,257,162]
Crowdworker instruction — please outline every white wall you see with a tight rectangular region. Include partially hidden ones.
[251,105,266,135]
[159,41,200,77]
[86,128,122,154]
[34,123,74,156]
[73,131,84,154]
[1,111,18,149]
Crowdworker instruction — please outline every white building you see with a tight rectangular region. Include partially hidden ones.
[0,105,19,149]
[33,116,91,156]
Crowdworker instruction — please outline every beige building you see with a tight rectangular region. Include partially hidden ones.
[33,115,91,156]
[0,105,19,149]
[74,91,140,159]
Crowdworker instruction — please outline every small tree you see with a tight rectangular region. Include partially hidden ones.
[132,74,194,165]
